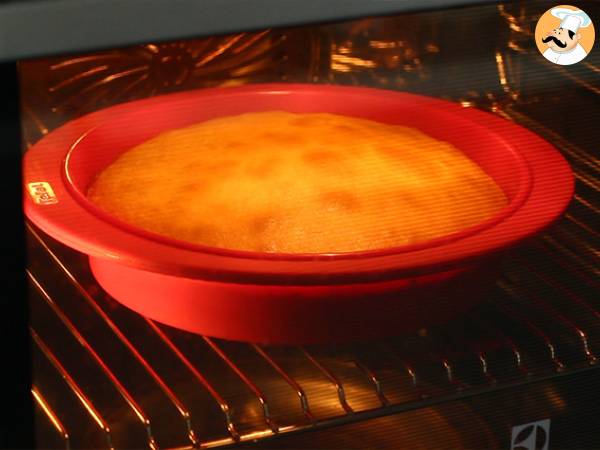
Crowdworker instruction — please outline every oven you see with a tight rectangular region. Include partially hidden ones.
[2,0,600,448]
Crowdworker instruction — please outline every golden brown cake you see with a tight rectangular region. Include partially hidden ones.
[87,111,507,253]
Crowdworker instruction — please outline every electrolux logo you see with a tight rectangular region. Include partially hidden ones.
[510,419,550,450]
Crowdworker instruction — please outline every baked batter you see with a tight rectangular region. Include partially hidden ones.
[88,111,507,253]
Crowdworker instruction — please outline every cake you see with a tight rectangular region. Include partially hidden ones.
[87,111,508,253]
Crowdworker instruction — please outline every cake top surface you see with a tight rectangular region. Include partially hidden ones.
[87,111,507,253]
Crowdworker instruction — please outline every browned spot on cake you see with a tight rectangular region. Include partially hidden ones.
[302,150,339,165]
[249,214,273,234]
[205,159,235,175]
[180,180,208,194]
[183,162,205,173]
[377,144,402,159]
[188,223,219,245]
[261,131,294,146]
[291,116,320,127]
[225,140,244,150]
[334,123,359,133]
[247,158,279,177]
[389,190,421,209]
[320,190,360,211]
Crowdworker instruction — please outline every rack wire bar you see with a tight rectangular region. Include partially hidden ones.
[477,352,496,384]
[27,224,199,447]
[441,358,458,387]
[429,325,486,389]
[493,283,566,371]
[202,337,279,433]
[298,347,354,414]
[352,359,389,406]
[375,341,421,393]
[551,225,600,262]
[27,271,157,449]
[517,260,600,319]
[467,312,529,376]
[574,170,600,193]
[531,240,600,289]
[574,195,600,217]
[541,236,600,278]
[438,320,497,385]
[565,214,600,241]
[31,385,71,450]
[446,317,498,384]
[501,101,599,172]
[252,345,316,424]
[144,319,240,441]
[564,213,600,239]
[500,277,598,365]
[31,330,112,449]
[400,332,465,390]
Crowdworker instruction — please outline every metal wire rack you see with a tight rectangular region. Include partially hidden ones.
[26,140,600,448]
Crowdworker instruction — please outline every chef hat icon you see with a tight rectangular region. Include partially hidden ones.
[551,7,592,33]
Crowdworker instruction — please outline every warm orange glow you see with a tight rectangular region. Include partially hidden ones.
[31,386,69,439]
[495,51,508,90]
[331,53,377,68]
[88,111,507,254]
[369,40,402,49]
[30,328,110,433]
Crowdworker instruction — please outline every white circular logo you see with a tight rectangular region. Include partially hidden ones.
[535,5,595,65]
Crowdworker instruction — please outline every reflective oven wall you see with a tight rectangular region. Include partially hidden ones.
[19,1,600,449]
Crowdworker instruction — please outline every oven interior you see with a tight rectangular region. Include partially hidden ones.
[20,1,600,448]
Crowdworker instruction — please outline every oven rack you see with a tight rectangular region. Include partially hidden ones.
[27,150,599,448]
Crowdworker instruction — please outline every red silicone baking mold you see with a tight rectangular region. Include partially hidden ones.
[23,84,574,344]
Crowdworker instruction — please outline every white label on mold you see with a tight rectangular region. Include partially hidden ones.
[27,181,58,205]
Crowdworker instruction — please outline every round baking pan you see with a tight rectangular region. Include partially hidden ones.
[23,83,574,343]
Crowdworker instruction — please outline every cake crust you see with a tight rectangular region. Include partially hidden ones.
[87,111,508,253]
